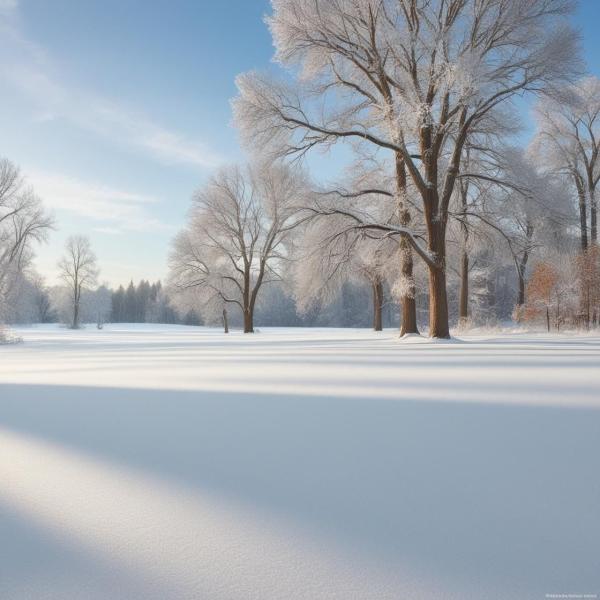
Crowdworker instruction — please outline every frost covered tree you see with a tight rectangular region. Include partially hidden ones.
[234,0,580,337]
[169,163,306,333]
[86,284,112,328]
[293,197,397,331]
[534,76,600,250]
[0,158,52,323]
[57,235,99,329]
[292,157,405,331]
[502,155,573,310]
[456,145,573,313]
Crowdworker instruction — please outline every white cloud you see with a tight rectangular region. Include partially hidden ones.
[0,0,18,12]
[93,226,124,236]
[27,170,175,234]
[0,5,221,169]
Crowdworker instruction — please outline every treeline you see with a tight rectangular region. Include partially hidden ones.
[110,280,201,325]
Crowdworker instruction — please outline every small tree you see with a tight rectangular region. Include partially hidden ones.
[523,263,558,331]
[57,236,99,329]
[522,259,576,331]
[576,246,600,327]
[169,163,305,333]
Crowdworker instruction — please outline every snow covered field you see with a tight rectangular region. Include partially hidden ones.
[1,324,599,600]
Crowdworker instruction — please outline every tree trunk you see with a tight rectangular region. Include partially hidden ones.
[575,175,588,251]
[458,177,470,327]
[242,270,254,333]
[517,271,526,307]
[591,190,597,245]
[516,229,532,307]
[243,309,254,333]
[585,285,590,329]
[372,280,383,331]
[546,306,550,332]
[458,249,469,326]
[428,263,450,338]
[396,154,419,336]
[72,302,79,329]
[419,115,451,339]
[425,219,450,338]
[222,308,229,333]
[72,279,80,329]
[399,240,419,336]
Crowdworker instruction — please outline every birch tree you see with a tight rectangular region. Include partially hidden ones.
[169,163,306,333]
[233,0,579,337]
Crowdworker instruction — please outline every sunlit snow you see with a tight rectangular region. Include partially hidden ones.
[1,324,599,599]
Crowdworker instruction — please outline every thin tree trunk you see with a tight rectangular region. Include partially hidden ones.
[242,270,254,333]
[591,189,597,245]
[517,269,526,307]
[458,176,470,327]
[222,308,229,333]
[372,280,383,331]
[73,302,79,329]
[516,224,533,307]
[546,306,550,332]
[586,285,590,329]
[459,250,469,326]
[575,175,588,251]
[72,282,80,329]
[396,154,419,336]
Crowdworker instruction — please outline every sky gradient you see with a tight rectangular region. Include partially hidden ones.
[1,0,599,287]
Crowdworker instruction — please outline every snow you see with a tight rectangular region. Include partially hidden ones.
[1,324,599,599]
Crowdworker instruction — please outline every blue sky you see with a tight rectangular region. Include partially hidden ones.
[1,0,599,287]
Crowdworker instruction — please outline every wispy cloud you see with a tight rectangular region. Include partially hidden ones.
[0,0,18,13]
[0,4,221,168]
[27,170,175,234]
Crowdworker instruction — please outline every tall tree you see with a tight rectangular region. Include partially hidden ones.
[0,158,52,321]
[57,235,99,329]
[482,148,573,310]
[169,163,306,333]
[234,0,579,337]
[535,76,600,250]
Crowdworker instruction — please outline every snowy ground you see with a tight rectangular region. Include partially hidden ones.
[1,324,599,600]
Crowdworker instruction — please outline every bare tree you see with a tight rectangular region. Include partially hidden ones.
[234,0,579,337]
[534,77,600,250]
[0,158,53,321]
[522,256,577,331]
[169,163,306,333]
[58,236,99,329]
[293,196,397,331]
[479,148,573,310]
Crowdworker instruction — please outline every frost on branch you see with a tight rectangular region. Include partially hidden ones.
[169,162,307,332]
